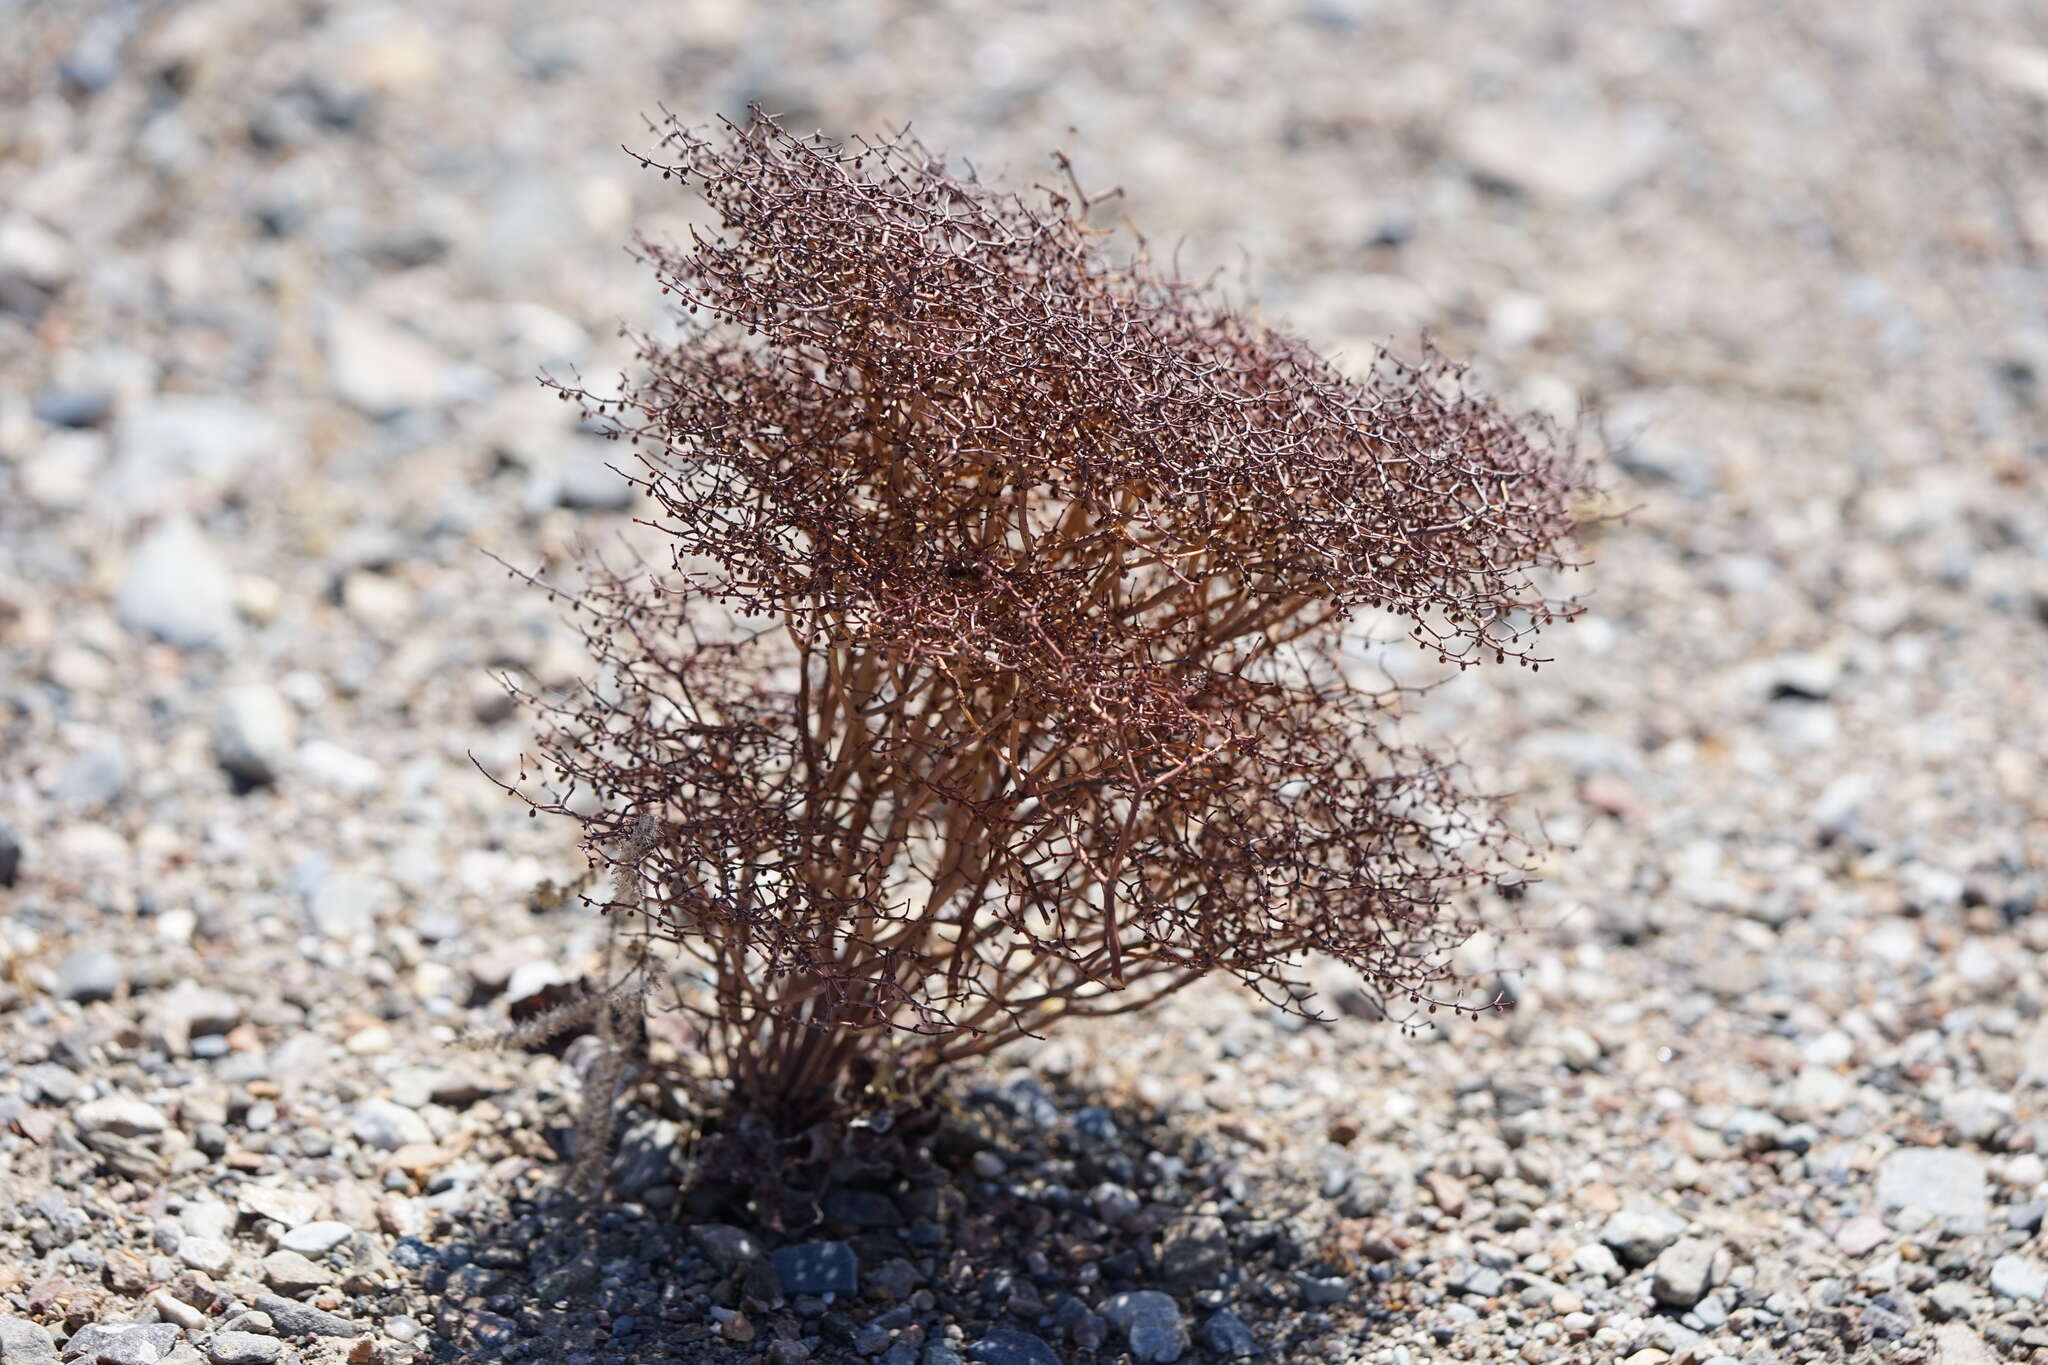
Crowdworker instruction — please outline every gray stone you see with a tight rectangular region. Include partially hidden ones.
[251,1295,365,1339]
[204,1334,280,1365]
[1991,1255,2047,1302]
[1599,1202,1690,1268]
[1650,1237,1718,1309]
[236,1186,324,1228]
[176,1237,234,1276]
[1197,1310,1256,1359]
[213,686,296,789]
[98,1324,184,1365]
[964,1331,1060,1365]
[1160,1215,1231,1286]
[1101,1291,1187,1364]
[309,875,393,939]
[0,822,18,887]
[1449,104,1667,203]
[1928,1281,1982,1320]
[770,1241,858,1297]
[1875,1149,1989,1232]
[0,1318,57,1365]
[349,1097,431,1151]
[75,1097,167,1137]
[1452,1263,1504,1297]
[260,1249,331,1294]
[55,949,123,1003]
[277,1222,351,1256]
[688,1224,761,1270]
[117,518,237,648]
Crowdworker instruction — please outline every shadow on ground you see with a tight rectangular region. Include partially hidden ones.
[403,1073,1414,1364]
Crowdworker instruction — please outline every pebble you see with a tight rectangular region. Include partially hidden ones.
[771,1241,859,1297]
[1197,1310,1256,1359]
[250,1294,365,1339]
[74,1098,168,1137]
[688,1224,761,1270]
[55,949,123,1003]
[204,1333,282,1365]
[1160,1215,1231,1285]
[115,517,237,647]
[294,742,382,794]
[260,1249,331,1293]
[277,1222,352,1256]
[1990,1255,2047,1301]
[1600,1203,1689,1268]
[1875,1149,1989,1232]
[1101,1291,1188,1364]
[212,685,297,789]
[237,1187,325,1228]
[1650,1237,1718,1309]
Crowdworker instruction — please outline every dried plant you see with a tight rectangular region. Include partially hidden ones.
[495,108,1593,1132]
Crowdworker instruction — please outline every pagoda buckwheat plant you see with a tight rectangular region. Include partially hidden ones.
[501,109,1593,1137]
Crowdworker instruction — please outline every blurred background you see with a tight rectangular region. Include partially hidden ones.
[4,2,2048,1363]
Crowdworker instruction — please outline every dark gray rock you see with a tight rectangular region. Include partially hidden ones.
[0,822,19,887]
[1198,1310,1257,1359]
[1102,1291,1188,1364]
[1161,1215,1231,1286]
[251,1295,366,1339]
[687,1224,761,1271]
[770,1241,857,1297]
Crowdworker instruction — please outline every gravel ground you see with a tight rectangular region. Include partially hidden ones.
[5,2,2048,1363]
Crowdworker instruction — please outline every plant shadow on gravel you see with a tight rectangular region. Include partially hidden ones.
[406,1074,1413,1364]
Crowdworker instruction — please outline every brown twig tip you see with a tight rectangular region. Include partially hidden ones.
[507,106,1595,1129]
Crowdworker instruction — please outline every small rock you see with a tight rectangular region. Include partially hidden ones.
[176,1238,234,1277]
[1875,1149,1989,1232]
[1197,1310,1256,1359]
[1991,1255,2047,1302]
[237,1187,325,1228]
[55,950,123,1003]
[213,686,296,789]
[0,822,19,887]
[1833,1216,1888,1257]
[95,1325,183,1365]
[55,744,130,810]
[770,1242,858,1297]
[251,1294,365,1339]
[205,1333,281,1365]
[149,982,243,1058]
[114,397,294,514]
[1928,1281,1982,1320]
[1101,1291,1188,1364]
[74,1098,167,1137]
[1650,1238,1717,1309]
[1600,1202,1690,1268]
[277,1223,351,1256]
[0,1319,59,1365]
[688,1224,761,1270]
[1160,1215,1231,1286]
[261,1249,332,1294]
[296,742,383,794]
[116,517,237,648]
